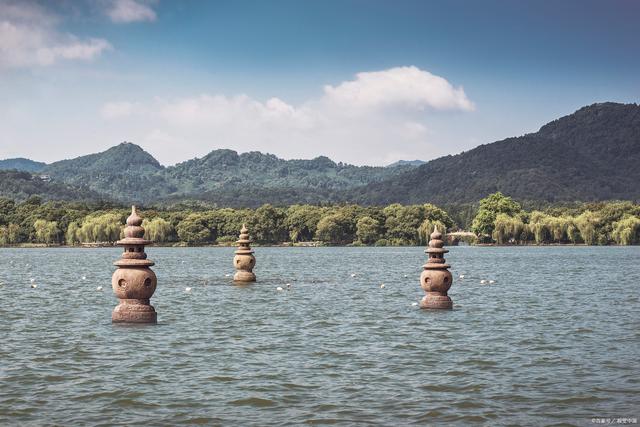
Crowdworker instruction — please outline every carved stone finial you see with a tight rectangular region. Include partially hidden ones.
[233,224,256,283]
[419,225,453,309]
[111,206,158,323]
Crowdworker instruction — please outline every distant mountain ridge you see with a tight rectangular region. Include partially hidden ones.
[0,158,47,173]
[1,102,638,205]
[348,102,640,204]
[2,143,416,204]
[0,170,105,202]
[387,160,426,167]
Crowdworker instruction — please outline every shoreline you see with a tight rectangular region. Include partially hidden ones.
[0,242,633,249]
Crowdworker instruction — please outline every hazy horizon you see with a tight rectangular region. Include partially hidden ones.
[0,100,627,168]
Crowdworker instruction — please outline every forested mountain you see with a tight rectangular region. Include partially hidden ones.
[163,149,415,196]
[0,170,105,202]
[0,158,46,173]
[1,102,638,206]
[349,102,640,204]
[387,160,426,167]
[21,143,416,204]
[42,143,172,202]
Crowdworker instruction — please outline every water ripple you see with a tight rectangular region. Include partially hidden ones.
[0,246,639,425]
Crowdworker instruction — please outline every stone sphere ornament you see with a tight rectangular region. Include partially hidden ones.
[111,206,158,323]
[419,226,453,310]
[233,224,256,283]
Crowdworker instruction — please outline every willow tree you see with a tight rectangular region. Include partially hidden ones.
[548,216,569,243]
[143,217,174,242]
[33,219,60,244]
[492,213,524,244]
[527,211,551,244]
[0,224,20,245]
[418,219,448,245]
[77,213,123,243]
[566,218,581,243]
[575,210,602,245]
[611,215,640,245]
[66,222,80,245]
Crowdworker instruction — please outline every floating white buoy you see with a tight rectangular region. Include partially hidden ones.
[403,274,408,278]
[225,274,231,277]
[380,284,385,289]
[489,280,495,284]
[411,302,418,306]
[459,274,465,279]
[480,280,487,284]
[31,284,37,289]
[276,286,284,291]
[185,287,192,292]
[96,286,103,291]
[30,278,35,283]
[82,276,87,280]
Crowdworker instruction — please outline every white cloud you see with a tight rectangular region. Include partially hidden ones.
[0,0,112,69]
[322,66,475,112]
[106,0,157,23]
[100,67,475,165]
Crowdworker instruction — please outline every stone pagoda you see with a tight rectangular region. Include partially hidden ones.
[419,226,453,310]
[111,206,158,323]
[233,224,256,282]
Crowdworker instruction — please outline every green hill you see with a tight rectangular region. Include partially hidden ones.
[0,158,47,173]
[39,143,416,205]
[348,102,640,205]
[43,142,173,203]
[2,102,638,206]
[0,170,105,202]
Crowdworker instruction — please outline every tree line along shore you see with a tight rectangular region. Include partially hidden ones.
[0,193,639,247]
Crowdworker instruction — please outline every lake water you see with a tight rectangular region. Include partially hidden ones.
[0,246,638,426]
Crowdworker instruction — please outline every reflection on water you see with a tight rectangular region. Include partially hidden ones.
[0,246,639,425]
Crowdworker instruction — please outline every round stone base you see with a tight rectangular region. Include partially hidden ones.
[233,271,256,282]
[112,300,157,323]
[420,294,453,310]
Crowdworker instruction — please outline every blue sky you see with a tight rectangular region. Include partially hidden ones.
[1,0,638,165]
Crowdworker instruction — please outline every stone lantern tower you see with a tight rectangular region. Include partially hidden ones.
[111,206,158,323]
[233,224,256,282]
[419,226,453,309]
